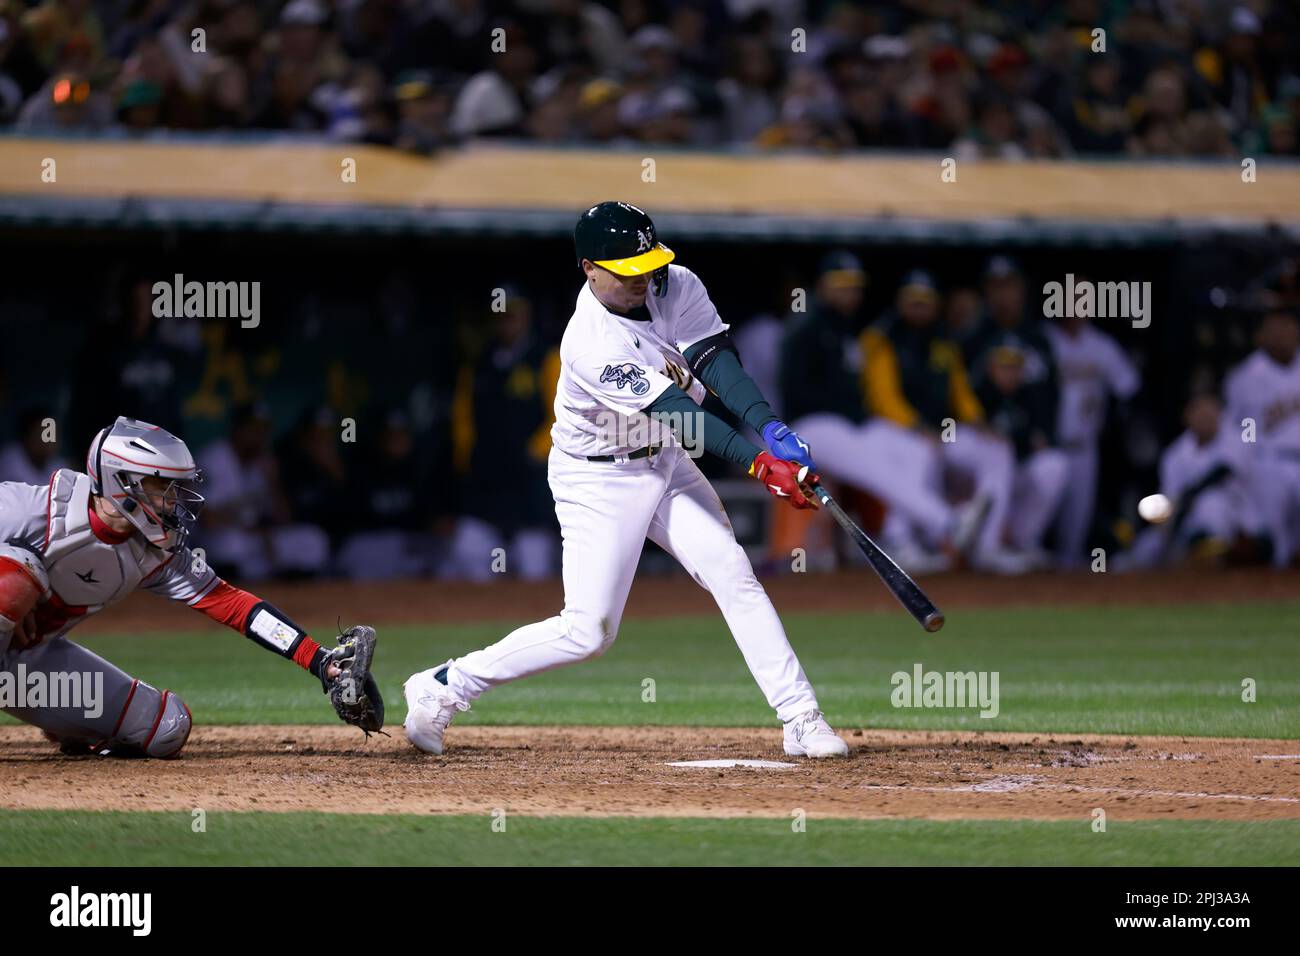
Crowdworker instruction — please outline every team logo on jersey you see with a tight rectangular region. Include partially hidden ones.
[600,362,651,396]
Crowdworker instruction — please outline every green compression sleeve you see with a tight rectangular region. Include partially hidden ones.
[645,385,762,469]
[684,343,779,434]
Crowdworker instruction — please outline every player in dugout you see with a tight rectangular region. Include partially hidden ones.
[862,270,1029,573]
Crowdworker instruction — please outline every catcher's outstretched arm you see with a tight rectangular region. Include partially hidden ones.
[188,581,385,733]
[190,580,327,674]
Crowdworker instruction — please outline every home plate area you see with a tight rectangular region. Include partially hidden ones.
[0,725,1297,821]
[667,759,799,769]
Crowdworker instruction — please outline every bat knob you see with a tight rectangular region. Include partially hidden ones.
[923,611,945,633]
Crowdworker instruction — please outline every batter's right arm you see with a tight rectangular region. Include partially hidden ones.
[682,334,816,469]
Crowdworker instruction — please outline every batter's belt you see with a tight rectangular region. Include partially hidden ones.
[585,445,663,463]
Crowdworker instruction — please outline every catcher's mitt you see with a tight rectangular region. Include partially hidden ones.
[320,624,385,735]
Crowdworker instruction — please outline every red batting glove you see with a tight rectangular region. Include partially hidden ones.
[750,451,819,510]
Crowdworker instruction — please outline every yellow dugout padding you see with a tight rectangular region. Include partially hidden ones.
[0,138,1296,227]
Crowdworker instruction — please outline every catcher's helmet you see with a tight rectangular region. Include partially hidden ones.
[574,201,674,296]
[86,416,204,552]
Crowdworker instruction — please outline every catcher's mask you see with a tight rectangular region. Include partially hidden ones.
[87,416,205,552]
[574,200,674,297]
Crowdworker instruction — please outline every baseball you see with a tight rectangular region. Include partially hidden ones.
[1138,493,1173,524]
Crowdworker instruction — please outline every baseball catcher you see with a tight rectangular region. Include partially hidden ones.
[405,201,848,759]
[0,416,383,757]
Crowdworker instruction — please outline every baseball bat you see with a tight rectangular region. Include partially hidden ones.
[807,480,945,633]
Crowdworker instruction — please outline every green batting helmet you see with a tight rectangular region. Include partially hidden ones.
[574,201,674,296]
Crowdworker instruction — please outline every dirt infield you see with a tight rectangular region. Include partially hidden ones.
[2,724,1297,821]
[68,567,1300,635]
[9,570,1297,826]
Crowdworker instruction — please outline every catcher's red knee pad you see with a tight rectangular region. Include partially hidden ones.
[0,543,50,631]
[111,681,193,758]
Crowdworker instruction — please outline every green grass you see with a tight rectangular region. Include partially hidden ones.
[1,810,1296,866]
[7,601,1296,738]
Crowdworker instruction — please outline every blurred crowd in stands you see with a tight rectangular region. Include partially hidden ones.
[3,243,1298,580]
[2,0,1298,157]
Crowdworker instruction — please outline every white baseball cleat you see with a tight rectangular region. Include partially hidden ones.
[403,665,470,755]
[783,709,849,758]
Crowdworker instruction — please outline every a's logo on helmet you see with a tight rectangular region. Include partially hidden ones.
[636,229,653,253]
[600,362,651,396]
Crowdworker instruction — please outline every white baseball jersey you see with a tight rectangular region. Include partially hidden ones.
[550,264,720,458]
[0,470,219,640]
[1046,323,1139,447]
[1223,349,1300,453]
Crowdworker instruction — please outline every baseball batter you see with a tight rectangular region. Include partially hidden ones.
[404,201,849,758]
[0,417,381,756]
